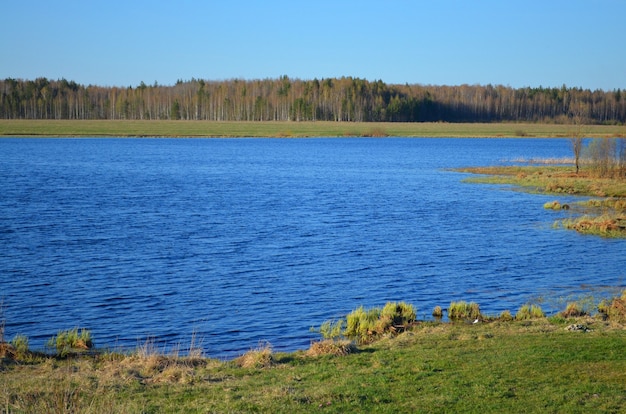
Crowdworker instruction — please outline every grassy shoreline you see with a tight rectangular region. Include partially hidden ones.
[2,292,626,413]
[1,119,625,138]
[2,318,625,413]
[456,165,626,237]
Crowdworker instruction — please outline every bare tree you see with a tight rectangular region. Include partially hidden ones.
[570,104,586,174]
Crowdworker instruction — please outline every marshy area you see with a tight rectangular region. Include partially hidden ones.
[1,291,626,413]
[456,149,626,238]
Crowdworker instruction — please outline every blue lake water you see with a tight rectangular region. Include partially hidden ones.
[1,137,624,358]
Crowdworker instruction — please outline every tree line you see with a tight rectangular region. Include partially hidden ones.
[1,76,624,124]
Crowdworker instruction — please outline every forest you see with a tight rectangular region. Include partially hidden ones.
[1,76,624,124]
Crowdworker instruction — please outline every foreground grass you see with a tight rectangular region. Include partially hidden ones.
[1,119,625,138]
[2,319,625,413]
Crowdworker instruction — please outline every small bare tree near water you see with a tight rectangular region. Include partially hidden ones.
[570,108,585,174]
[571,135,583,174]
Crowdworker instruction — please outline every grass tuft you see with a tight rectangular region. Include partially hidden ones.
[46,328,93,357]
[598,290,626,323]
[515,304,545,320]
[306,339,356,357]
[560,302,587,318]
[235,342,274,369]
[448,301,481,321]
[498,310,514,321]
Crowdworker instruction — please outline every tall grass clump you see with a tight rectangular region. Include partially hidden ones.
[560,214,626,238]
[598,290,626,323]
[380,301,416,328]
[499,310,514,322]
[340,302,417,344]
[447,301,481,322]
[10,334,29,355]
[560,302,587,318]
[344,306,382,343]
[47,328,93,357]
[235,342,274,369]
[515,304,545,320]
[312,319,344,340]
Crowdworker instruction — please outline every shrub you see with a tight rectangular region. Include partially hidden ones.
[432,306,443,319]
[47,328,93,357]
[448,301,481,321]
[363,127,388,137]
[515,304,545,320]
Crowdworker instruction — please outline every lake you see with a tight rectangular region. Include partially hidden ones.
[1,137,624,358]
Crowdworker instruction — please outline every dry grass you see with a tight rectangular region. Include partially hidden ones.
[561,214,626,237]
[234,343,274,369]
[306,339,356,357]
[598,290,626,323]
[561,302,587,318]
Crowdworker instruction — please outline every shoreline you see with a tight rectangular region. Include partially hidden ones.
[2,295,625,412]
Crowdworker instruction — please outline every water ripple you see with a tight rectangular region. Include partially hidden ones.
[1,138,624,358]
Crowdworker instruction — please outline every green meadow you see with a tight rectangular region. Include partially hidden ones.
[1,119,625,138]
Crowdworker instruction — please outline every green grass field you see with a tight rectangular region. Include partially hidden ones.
[2,318,625,413]
[1,119,625,138]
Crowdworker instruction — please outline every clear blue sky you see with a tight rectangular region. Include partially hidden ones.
[2,0,624,90]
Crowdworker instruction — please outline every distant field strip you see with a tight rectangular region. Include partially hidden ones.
[1,120,624,138]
